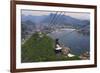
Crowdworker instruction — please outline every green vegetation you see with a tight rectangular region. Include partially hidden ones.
[21,32,81,63]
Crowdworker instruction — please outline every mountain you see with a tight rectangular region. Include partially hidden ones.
[21,20,36,39]
[21,13,90,29]
[21,13,90,39]
[22,20,36,31]
[21,14,46,23]
[41,13,90,28]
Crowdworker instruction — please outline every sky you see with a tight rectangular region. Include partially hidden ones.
[21,10,90,20]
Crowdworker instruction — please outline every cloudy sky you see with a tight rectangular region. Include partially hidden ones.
[21,10,90,20]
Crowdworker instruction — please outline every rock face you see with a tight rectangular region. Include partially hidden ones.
[61,47,71,56]
[79,52,90,60]
[61,47,75,57]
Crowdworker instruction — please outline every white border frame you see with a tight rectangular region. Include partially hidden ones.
[16,4,95,69]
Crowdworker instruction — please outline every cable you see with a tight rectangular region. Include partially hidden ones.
[51,12,64,28]
[48,11,58,27]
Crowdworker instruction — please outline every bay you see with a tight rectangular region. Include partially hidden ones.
[48,28,90,55]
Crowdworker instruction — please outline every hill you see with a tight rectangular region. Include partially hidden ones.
[21,32,81,63]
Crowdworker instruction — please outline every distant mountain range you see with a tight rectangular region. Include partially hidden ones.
[21,14,46,23]
[21,13,90,40]
[21,13,90,28]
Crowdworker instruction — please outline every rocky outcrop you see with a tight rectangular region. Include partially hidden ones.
[61,47,71,56]
[79,52,90,60]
